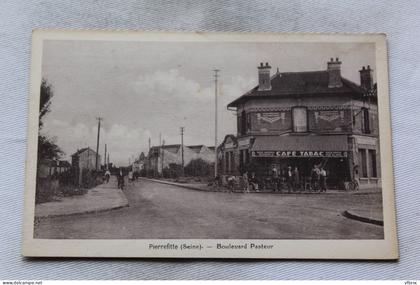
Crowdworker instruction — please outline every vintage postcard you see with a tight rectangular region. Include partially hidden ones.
[22,30,398,259]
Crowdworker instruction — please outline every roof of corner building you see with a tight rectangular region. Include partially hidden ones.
[227,70,367,108]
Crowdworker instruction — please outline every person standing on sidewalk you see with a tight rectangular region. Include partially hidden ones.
[320,167,327,192]
[286,166,293,193]
[293,166,300,191]
[249,172,259,192]
[117,168,125,190]
[271,166,279,192]
[104,169,111,184]
[242,171,250,193]
[311,164,320,192]
[128,170,133,183]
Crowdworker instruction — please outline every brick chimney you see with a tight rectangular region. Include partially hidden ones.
[258,62,271,91]
[327,57,343,88]
[359,65,373,90]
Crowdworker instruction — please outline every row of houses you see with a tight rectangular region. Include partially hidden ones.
[37,159,72,178]
[38,147,104,179]
[132,144,215,175]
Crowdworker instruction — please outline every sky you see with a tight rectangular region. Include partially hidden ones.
[41,40,375,166]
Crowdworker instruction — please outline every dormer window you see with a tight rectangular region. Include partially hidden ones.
[292,107,308,133]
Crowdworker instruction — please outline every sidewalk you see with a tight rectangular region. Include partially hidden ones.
[139,177,380,195]
[35,179,129,218]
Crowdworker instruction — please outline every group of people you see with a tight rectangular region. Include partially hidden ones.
[271,165,301,193]
[237,164,328,193]
[103,168,137,190]
[310,164,327,192]
[227,171,260,192]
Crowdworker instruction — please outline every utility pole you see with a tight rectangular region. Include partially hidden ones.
[161,139,165,175]
[148,137,151,175]
[95,117,103,171]
[180,127,185,176]
[104,143,107,170]
[159,133,162,175]
[107,153,110,168]
[213,69,220,178]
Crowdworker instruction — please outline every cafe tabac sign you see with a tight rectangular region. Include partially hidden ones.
[251,150,348,158]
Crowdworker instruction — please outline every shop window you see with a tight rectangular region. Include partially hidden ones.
[362,108,370,134]
[359,148,368,178]
[292,107,308,132]
[369,149,377,177]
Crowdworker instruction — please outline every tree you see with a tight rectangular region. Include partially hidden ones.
[185,158,212,177]
[38,79,63,160]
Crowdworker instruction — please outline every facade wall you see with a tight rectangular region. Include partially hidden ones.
[222,95,380,189]
[237,96,352,136]
[308,109,352,132]
[351,104,379,136]
[236,96,378,138]
[352,135,381,189]
[73,149,101,170]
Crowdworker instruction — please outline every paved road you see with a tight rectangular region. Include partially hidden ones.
[34,179,384,239]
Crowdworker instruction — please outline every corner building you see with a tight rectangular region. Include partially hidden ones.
[221,59,380,190]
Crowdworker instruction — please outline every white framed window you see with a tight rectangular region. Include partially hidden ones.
[358,148,368,178]
[292,107,308,132]
[362,107,371,134]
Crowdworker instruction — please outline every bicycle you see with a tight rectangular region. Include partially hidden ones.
[345,179,359,191]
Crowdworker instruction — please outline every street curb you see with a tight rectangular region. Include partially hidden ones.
[34,189,129,219]
[139,178,367,195]
[139,177,212,192]
[35,203,129,219]
[342,210,384,226]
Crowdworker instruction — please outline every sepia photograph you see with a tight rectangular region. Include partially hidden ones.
[22,31,397,259]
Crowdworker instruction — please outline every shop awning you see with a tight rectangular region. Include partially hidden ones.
[251,135,349,158]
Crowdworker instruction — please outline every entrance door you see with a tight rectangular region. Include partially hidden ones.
[324,158,348,190]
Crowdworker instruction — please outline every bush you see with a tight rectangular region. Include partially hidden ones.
[162,167,172,178]
[139,169,147,177]
[185,159,212,177]
[146,169,155,178]
[58,169,77,186]
[35,177,59,204]
[168,163,183,178]
[81,169,102,189]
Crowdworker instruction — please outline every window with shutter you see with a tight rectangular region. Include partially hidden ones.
[292,107,308,132]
